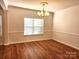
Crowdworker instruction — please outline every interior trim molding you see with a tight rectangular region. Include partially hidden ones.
[8,30,52,33]
[8,5,53,13]
[53,31,79,50]
[53,39,79,50]
[3,39,50,45]
[53,30,79,36]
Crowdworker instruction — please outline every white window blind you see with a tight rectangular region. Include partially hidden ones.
[24,18,44,35]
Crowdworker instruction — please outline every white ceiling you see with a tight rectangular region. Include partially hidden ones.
[8,0,79,12]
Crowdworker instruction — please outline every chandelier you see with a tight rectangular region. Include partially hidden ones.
[37,2,49,16]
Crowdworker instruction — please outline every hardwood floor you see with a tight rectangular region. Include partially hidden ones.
[0,45,4,59]
[0,40,79,59]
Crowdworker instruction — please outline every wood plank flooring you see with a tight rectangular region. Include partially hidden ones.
[0,45,4,59]
[0,40,79,59]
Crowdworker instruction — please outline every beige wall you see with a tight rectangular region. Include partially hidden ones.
[53,5,79,49]
[7,6,53,44]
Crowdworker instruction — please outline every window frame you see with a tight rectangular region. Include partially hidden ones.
[24,18,44,36]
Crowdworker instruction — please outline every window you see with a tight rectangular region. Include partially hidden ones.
[24,18,44,35]
[0,15,2,36]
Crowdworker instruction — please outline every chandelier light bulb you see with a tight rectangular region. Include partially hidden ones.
[45,11,49,16]
[37,12,41,16]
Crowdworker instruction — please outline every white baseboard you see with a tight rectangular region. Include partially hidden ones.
[53,39,79,50]
[3,39,50,45]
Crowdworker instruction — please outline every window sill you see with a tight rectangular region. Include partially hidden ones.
[24,34,44,37]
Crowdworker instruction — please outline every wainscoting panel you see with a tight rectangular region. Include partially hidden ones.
[7,30,52,45]
[53,31,79,50]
